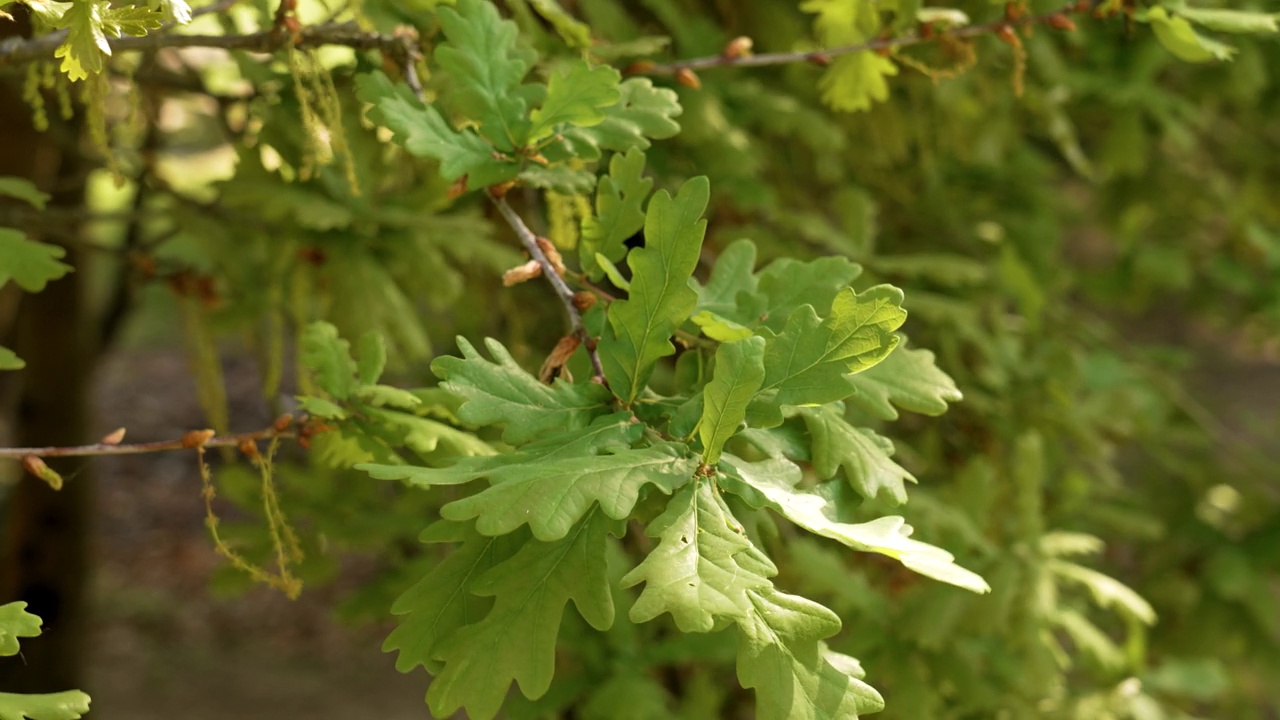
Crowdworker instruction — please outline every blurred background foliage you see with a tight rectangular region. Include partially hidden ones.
[0,0,1277,718]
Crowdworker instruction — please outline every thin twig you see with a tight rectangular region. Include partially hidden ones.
[645,3,1087,75]
[0,424,295,459]
[490,195,608,382]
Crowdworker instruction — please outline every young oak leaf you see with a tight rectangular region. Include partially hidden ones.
[0,346,23,371]
[384,521,527,674]
[360,413,642,488]
[528,0,592,48]
[431,336,612,445]
[747,286,906,428]
[699,336,766,465]
[622,480,777,632]
[844,340,963,421]
[0,602,42,656]
[0,690,92,720]
[0,229,73,293]
[746,255,863,332]
[579,148,652,276]
[425,511,619,720]
[439,441,699,541]
[355,72,520,189]
[529,60,622,142]
[563,78,683,156]
[799,405,915,504]
[735,589,885,720]
[721,456,990,593]
[434,0,539,149]
[299,322,358,400]
[694,238,759,320]
[600,176,710,404]
[54,0,110,81]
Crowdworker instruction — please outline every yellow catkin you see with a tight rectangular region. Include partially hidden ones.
[897,38,978,83]
[286,46,325,179]
[311,58,360,196]
[181,296,231,439]
[23,63,48,132]
[546,191,580,251]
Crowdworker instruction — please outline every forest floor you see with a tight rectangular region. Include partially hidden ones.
[85,347,430,719]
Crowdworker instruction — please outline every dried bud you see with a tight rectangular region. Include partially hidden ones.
[622,60,655,76]
[808,53,832,67]
[674,68,701,90]
[487,180,517,198]
[238,439,261,460]
[1073,0,1091,12]
[22,455,63,491]
[447,175,469,200]
[181,429,216,449]
[539,335,581,383]
[723,36,753,60]
[101,427,126,445]
[502,259,543,286]
[527,153,549,167]
[571,291,597,312]
[272,414,294,433]
[536,237,567,276]
[996,24,1020,46]
[1048,13,1077,31]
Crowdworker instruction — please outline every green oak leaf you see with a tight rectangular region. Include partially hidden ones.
[799,405,914,504]
[690,311,754,342]
[103,4,164,37]
[149,0,193,23]
[581,673,673,720]
[844,340,963,421]
[1144,7,1237,62]
[0,602,42,657]
[431,336,612,445]
[695,238,758,319]
[567,78,683,153]
[439,441,698,540]
[528,0,592,47]
[299,322,358,400]
[0,690,92,720]
[356,331,387,385]
[356,72,520,189]
[435,0,537,149]
[0,178,48,209]
[530,61,621,141]
[580,148,652,276]
[0,229,72,293]
[699,336,766,464]
[747,286,906,428]
[0,346,23,371]
[747,255,863,332]
[735,589,884,719]
[622,480,776,632]
[600,176,710,404]
[425,511,618,720]
[1172,6,1278,34]
[54,0,109,81]
[383,521,526,674]
[722,456,990,593]
[1049,560,1157,625]
[519,165,597,193]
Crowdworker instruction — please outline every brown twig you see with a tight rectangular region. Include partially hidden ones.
[490,195,608,382]
[0,423,296,459]
[644,3,1088,75]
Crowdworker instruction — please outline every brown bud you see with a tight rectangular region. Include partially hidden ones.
[1048,14,1077,31]
[101,427,126,445]
[1073,0,1091,12]
[1004,2,1023,22]
[571,291,597,312]
[536,237,567,276]
[674,68,701,90]
[488,180,517,198]
[196,275,219,308]
[299,247,326,266]
[996,24,1020,46]
[238,439,261,460]
[301,420,334,438]
[723,36,753,60]
[920,22,935,39]
[447,175,469,200]
[538,335,581,383]
[272,414,295,432]
[502,259,543,286]
[181,429,216,449]
[622,60,655,76]
[297,435,312,450]
[808,53,832,67]
[527,153,549,167]
[22,455,63,491]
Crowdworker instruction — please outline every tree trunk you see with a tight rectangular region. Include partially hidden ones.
[0,10,95,693]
